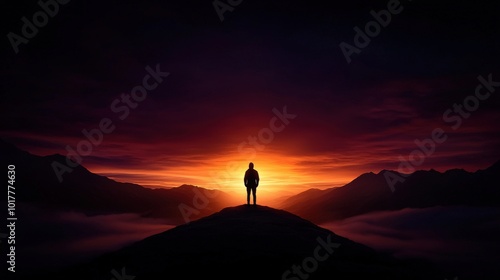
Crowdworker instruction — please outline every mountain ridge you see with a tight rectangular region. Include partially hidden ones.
[0,139,233,224]
[281,160,500,223]
[52,205,441,280]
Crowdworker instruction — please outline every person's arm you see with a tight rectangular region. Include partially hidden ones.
[255,171,260,187]
[244,170,248,187]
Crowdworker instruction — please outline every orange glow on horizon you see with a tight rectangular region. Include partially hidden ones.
[87,151,361,206]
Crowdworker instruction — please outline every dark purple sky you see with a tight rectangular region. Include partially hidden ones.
[1,0,499,191]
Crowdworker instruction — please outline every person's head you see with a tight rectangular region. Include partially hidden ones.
[249,162,254,169]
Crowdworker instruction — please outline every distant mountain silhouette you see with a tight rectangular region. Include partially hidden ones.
[52,205,441,280]
[0,139,232,224]
[281,161,500,223]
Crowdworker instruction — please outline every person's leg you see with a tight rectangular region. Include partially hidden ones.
[252,187,257,205]
[246,187,250,205]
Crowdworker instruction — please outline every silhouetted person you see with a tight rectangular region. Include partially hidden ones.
[244,162,259,205]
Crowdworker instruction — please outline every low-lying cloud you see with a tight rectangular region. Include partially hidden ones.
[321,206,500,278]
[14,203,173,271]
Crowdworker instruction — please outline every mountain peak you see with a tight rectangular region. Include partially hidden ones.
[60,204,436,280]
[201,204,319,227]
[0,138,31,159]
[174,184,203,190]
[347,171,379,185]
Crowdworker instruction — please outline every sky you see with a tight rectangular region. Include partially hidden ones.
[1,0,499,196]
